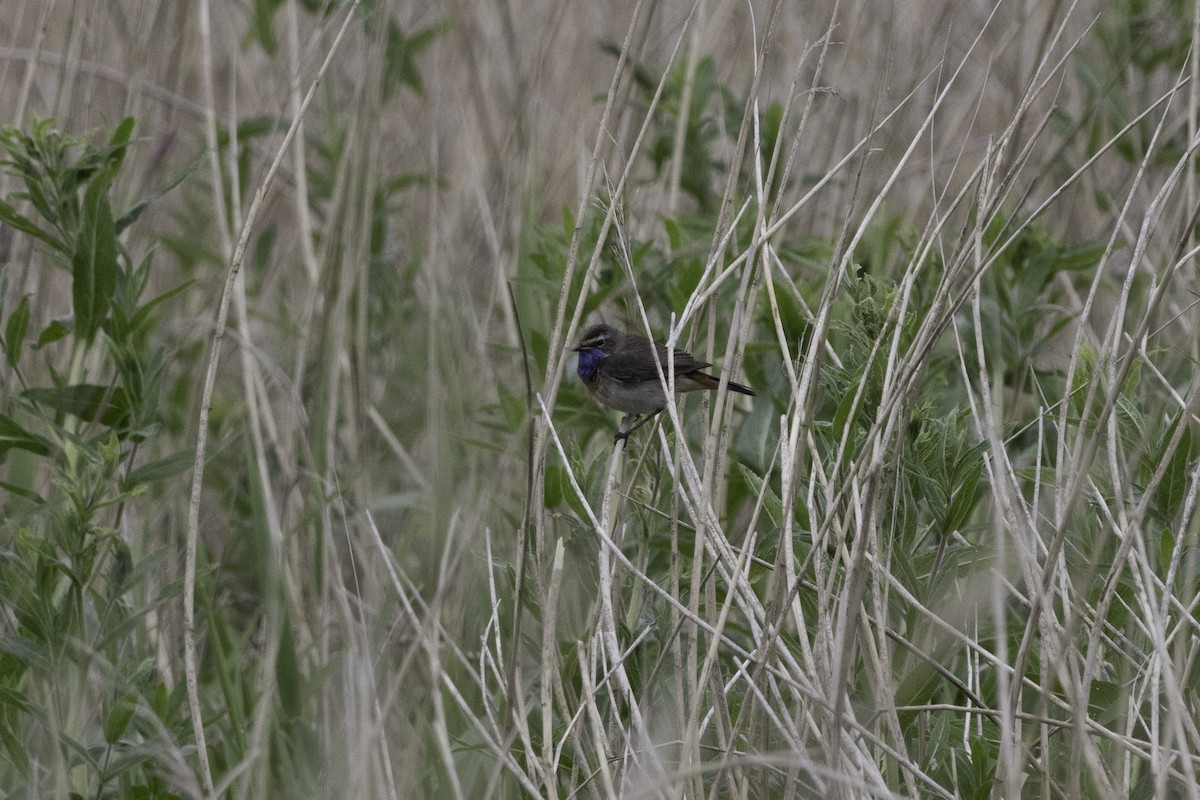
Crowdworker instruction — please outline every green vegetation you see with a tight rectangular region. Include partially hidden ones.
[1,1,1198,797]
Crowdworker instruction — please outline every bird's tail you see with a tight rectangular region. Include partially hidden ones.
[726,380,754,397]
[692,372,755,397]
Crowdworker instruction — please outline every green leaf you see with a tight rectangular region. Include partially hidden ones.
[544,463,565,508]
[276,616,303,722]
[106,117,136,173]
[662,216,682,249]
[1157,527,1175,574]
[115,164,192,234]
[561,205,575,238]
[20,168,56,224]
[832,378,859,446]
[23,384,132,429]
[383,18,452,100]
[4,294,30,368]
[72,172,118,344]
[736,463,782,528]
[214,114,291,150]
[123,449,195,489]
[666,256,704,309]
[942,451,985,536]
[1153,416,1194,521]
[103,692,136,744]
[0,199,67,253]
[35,318,72,349]
[959,736,998,800]
[128,280,194,335]
[0,413,53,456]
[249,0,286,54]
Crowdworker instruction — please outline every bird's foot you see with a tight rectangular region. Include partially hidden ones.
[613,410,662,443]
[614,415,639,443]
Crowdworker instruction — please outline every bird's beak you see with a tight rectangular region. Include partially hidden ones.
[571,344,583,352]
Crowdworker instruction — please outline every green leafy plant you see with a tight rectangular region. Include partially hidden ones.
[0,116,191,798]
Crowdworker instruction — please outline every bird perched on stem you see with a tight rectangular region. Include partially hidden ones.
[572,323,754,442]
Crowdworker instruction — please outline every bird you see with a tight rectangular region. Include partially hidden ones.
[572,323,754,442]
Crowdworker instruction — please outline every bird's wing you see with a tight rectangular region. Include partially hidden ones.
[605,334,712,383]
[657,343,712,375]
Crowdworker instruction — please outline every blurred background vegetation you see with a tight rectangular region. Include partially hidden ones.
[1,0,1199,797]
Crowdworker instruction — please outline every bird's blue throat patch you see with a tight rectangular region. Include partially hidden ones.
[576,348,605,382]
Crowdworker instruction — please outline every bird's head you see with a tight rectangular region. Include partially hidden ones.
[572,323,620,380]
[573,323,622,355]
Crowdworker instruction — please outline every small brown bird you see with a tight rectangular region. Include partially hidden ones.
[572,323,754,441]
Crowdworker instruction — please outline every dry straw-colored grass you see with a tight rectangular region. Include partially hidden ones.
[2,0,1199,798]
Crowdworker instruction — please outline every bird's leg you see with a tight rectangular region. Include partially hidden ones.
[614,409,662,443]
